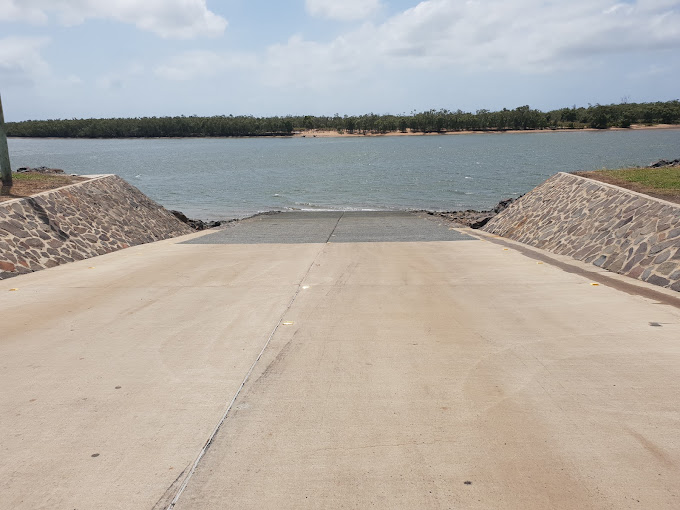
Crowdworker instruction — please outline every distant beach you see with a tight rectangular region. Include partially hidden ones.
[292,124,680,138]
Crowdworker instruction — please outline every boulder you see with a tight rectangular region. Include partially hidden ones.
[648,158,680,168]
[170,209,222,231]
[170,210,189,223]
[435,197,518,229]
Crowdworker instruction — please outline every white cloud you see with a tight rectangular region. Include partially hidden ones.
[0,0,48,24]
[286,0,680,81]
[97,63,145,90]
[305,0,382,21]
[65,74,83,85]
[145,0,680,103]
[371,0,680,71]
[0,36,50,86]
[154,51,255,81]
[151,0,680,100]
[0,0,227,39]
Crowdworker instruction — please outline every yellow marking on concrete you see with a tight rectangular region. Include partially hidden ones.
[9,288,18,291]
[590,283,600,286]
[282,321,295,326]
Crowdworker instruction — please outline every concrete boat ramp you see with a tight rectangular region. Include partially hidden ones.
[1,211,679,509]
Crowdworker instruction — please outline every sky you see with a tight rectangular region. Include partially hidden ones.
[1,0,679,121]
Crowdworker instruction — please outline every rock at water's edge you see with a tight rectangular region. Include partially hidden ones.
[648,158,680,168]
[434,197,517,229]
[170,210,222,231]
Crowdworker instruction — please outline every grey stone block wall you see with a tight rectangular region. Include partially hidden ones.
[483,172,680,292]
[0,175,193,279]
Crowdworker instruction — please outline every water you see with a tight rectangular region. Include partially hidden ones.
[8,129,680,219]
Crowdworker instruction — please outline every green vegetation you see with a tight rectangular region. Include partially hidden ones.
[0,172,85,201]
[576,166,680,205]
[12,172,61,182]
[597,167,680,191]
[5,100,680,139]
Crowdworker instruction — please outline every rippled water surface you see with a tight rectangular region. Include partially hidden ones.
[9,129,680,219]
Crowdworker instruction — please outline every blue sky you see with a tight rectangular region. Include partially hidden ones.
[1,0,679,121]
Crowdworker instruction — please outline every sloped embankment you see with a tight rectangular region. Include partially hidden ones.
[483,172,680,292]
[0,175,193,279]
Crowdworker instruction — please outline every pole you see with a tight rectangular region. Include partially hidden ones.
[0,93,13,186]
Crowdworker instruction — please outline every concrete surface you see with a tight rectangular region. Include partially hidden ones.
[1,212,679,510]
[183,211,474,244]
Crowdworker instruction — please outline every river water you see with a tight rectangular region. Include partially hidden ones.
[8,129,680,219]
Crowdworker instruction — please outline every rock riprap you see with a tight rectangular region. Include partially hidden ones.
[434,197,516,229]
[170,210,222,231]
[483,172,680,292]
[0,175,193,279]
[648,158,680,168]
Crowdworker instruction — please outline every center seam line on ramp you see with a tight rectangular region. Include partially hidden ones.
[325,212,344,243]
[165,242,329,509]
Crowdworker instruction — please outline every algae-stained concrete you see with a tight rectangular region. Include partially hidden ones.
[1,213,680,510]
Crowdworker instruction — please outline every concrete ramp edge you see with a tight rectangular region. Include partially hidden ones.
[0,175,193,279]
[483,172,680,291]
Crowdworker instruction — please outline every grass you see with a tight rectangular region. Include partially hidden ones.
[11,172,67,182]
[1,172,88,202]
[597,167,680,190]
[574,167,680,205]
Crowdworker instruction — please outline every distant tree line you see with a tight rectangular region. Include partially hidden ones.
[6,100,679,138]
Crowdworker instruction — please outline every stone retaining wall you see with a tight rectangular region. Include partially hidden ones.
[0,175,193,279]
[483,172,680,292]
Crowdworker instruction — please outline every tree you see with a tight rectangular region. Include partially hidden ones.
[4,100,678,139]
[589,105,610,129]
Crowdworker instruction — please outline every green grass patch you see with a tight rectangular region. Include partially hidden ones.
[597,167,680,191]
[11,172,63,182]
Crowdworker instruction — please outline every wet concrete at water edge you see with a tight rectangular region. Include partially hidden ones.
[182,211,476,244]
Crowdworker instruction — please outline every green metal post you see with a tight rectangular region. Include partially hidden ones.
[0,93,12,186]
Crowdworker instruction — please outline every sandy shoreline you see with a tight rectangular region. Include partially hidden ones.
[292,124,680,138]
[7,124,680,142]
